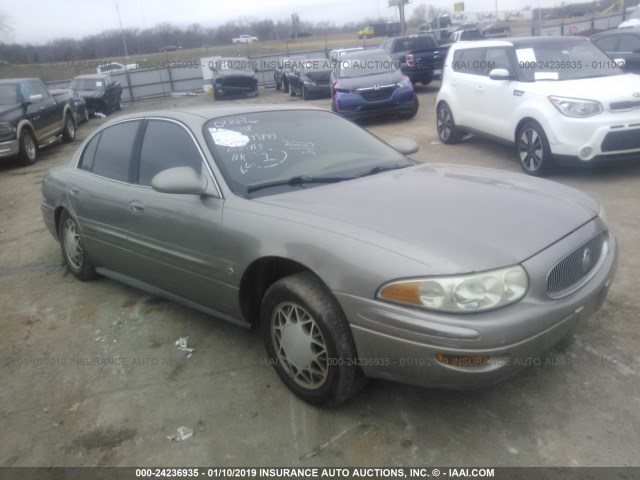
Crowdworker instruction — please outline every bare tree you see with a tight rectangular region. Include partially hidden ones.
[409,4,428,27]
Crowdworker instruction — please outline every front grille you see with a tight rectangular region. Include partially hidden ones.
[546,233,605,298]
[601,129,640,152]
[610,100,640,111]
[220,77,257,90]
[358,86,396,101]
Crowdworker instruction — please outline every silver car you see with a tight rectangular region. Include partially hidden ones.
[41,105,618,406]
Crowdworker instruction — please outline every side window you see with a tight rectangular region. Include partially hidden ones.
[29,81,50,99]
[593,35,619,53]
[138,120,203,187]
[620,34,640,52]
[79,132,101,171]
[92,120,141,182]
[452,48,486,75]
[485,47,512,74]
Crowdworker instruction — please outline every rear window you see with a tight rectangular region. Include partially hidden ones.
[393,36,437,53]
[90,121,142,182]
[452,48,487,75]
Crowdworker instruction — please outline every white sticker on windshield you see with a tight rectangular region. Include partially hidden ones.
[534,72,559,80]
[209,128,250,148]
[95,81,103,87]
[515,48,536,64]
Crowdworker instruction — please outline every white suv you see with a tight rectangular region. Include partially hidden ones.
[436,36,640,175]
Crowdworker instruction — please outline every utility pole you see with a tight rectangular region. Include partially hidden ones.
[115,2,129,58]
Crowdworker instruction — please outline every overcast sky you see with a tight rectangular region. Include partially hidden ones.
[2,0,575,44]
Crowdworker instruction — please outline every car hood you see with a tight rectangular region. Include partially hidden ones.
[255,163,599,272]
[337,70,404,90]
[0,103,22,120]
[302,69,333,82]
[523,73,640,106]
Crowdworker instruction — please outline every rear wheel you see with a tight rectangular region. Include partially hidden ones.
[59,210,96,280]
[261,272,365,407]
[18,130,38,166]
[290,85,297,97]
[436,102,463,144]
[283,79,290,93]
[517,121,555,176]
[275,76,281,91]
[302,85,310,100]
[82,107,90,123]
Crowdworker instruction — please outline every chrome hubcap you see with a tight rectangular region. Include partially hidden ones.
[63,218,83,270]
[437,107,451,140]
[66,117,75,138]
[271,302,329,389]
[519,128,543,171]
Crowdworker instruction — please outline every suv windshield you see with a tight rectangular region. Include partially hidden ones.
[204,110,412,198]
[515,39,623,80]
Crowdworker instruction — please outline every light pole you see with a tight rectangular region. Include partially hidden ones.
[115,2,129,58]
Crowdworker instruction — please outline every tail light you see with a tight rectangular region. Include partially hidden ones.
[406,54,414,67]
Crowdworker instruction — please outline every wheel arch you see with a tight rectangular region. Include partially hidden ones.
[239,256,326,327]
[16,120,36,141]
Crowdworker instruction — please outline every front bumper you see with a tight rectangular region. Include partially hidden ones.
[335,87,417,120]
[336,221,618,389]
[0,139,19,159]
[214,80,258,98]
[544,107,640,162]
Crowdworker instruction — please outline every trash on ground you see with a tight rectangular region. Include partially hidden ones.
[175,337,195,357]
[166,426,194,442]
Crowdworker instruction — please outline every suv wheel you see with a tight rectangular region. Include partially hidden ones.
[517,121,555,176]
[436,102,463,144]
[62,114,76,143]
[18,130,38,166]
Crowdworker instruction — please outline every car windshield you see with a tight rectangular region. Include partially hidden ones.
[0,84,18,104]
[204,110,412,198]
[515,40,624,80]
[339,54,398,78]
[393,35,437,52]
[460,30,483,40]
[70,79,104,91]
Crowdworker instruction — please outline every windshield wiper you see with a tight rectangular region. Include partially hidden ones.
[246,175,354,194]
[358,164,411,177]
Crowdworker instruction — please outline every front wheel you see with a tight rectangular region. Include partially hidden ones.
[18,130,38,166]
[302,85,310,101]
[283,80,289,93]
[436,102,463,144]
[261,272,364,407]
[59,210,96,280]
[517,121,555,176]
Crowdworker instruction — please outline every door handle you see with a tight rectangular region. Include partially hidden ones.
[69,187,80,196]
[129,200,145,213]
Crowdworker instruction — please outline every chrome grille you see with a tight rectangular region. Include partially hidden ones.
[546,233,605,298]
[357,86,396,101]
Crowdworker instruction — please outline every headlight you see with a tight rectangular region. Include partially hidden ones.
[548,96,602,117]
[397,76,412,88]
[0,122,16,136]
[303,80,317,87]
[378,265,528,313]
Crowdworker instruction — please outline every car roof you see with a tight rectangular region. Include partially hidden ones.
[341,49,390,60]
[0,78,39,84]
[107,105,326,125]
[450,36,590,50]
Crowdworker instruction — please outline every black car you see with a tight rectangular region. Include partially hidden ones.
[273,57,303,93]
[70,74,122,115]
[211,58,259,100]
[50,89,89,125]
[287,58,332,100]
[379,34,448,86]
[330,50,419,120]
[591,28,640,73]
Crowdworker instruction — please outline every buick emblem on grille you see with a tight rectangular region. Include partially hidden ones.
[582,247,593,273]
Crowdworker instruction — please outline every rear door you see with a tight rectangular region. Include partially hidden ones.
[448,47,486,127]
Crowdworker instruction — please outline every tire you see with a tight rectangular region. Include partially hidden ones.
[290,85,297,97]
[402,96,419,119]
[302,85,310,101]
[331,100,337,112]
[18,130,38,166]
[516,121,555,176]
[283,80,289,93]
[275,77,281,91]
[62,114,76,143]
[436,102,463,144]
[260,272,365,407]
[59,210,97,280]
[82,107,90,123]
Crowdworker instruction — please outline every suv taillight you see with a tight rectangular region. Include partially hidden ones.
[406,54,414,67]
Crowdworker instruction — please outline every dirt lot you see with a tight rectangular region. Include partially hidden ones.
[1,86,639,468]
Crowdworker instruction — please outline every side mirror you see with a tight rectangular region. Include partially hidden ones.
[388,137,420,155]
[28,94,43,104]
[151,167,208,195]
[613,58,626,68]
[488,68,513,80]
